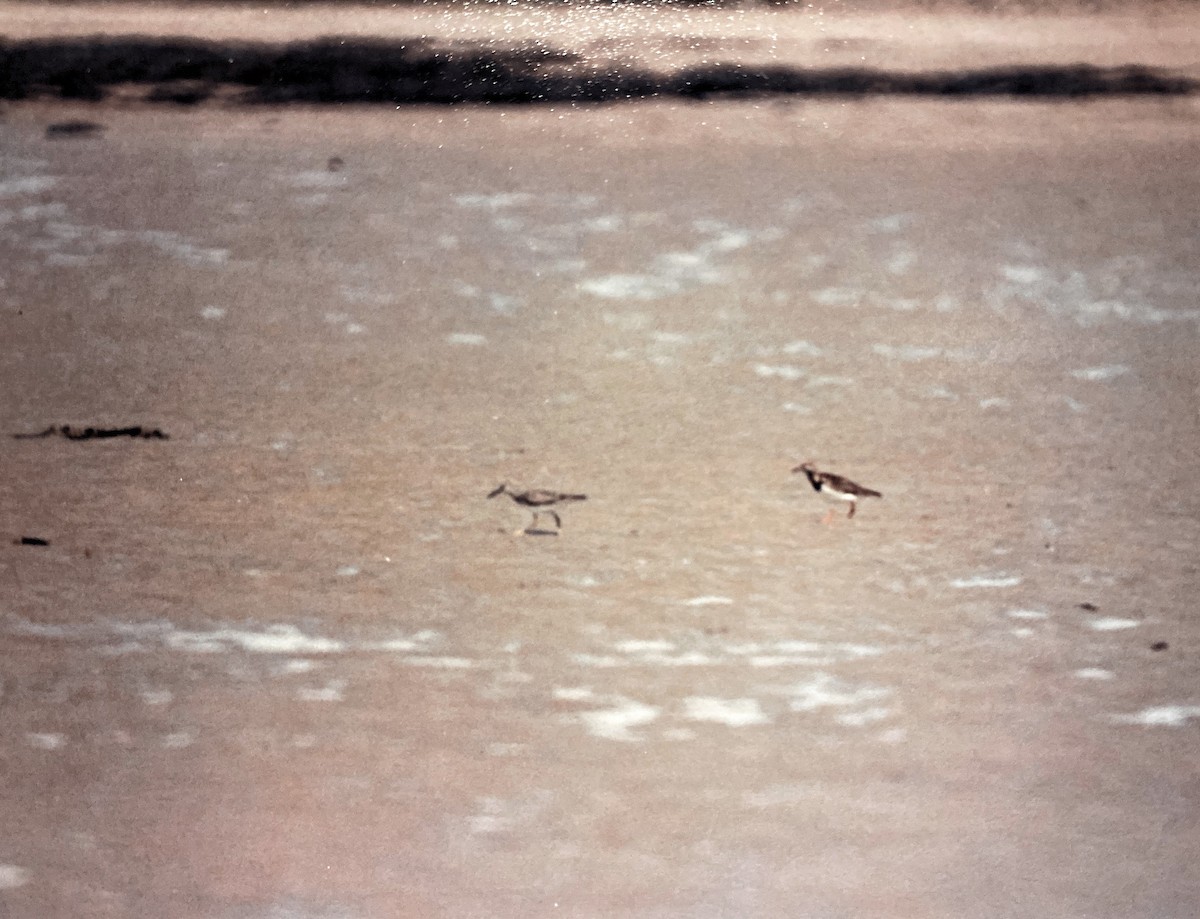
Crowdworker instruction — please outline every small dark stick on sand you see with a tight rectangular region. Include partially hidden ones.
[487,483,587,535]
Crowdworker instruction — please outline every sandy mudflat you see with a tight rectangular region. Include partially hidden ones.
[3,4,1200,918]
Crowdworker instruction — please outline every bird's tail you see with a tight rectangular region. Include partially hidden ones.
[863,488,883,499]
[562,494,587,502]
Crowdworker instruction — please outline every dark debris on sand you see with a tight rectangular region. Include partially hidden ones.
[12,425,169,441]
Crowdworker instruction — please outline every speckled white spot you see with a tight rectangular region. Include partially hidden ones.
[950,574,1022,589]
[0,865,31,890]
[1087,617,1140,631]
[614,639,676,654]
[162,731,193,749]
[446,332,487,346]
[1074,668,1114,680]
[297,681,346,702]
[1007,609,1048,621]
[1112,705,1200,727]
[400,656,474,668]
[782,673,891,714]
[683,596,734,607]
[782,339,823,357]
[0,176,57,197]
[753,363,804,381]
[140,689,173,706]
[1001,265,1044,285]
[200,306,226,320]
[683,697,770,727]
[27,732,66,750]
[1071,365,1130,382]
[1010,627,1036,638]
[578,697,660,742]
[553,686,597,702]
[335,565,360,577]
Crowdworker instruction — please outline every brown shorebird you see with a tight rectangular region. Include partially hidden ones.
[792,462,882,522]
[487,483,587,534]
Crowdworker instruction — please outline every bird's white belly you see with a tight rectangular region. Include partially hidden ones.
[820,488,856,503]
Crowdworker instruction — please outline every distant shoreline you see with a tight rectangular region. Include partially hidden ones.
[1,36,1195,106]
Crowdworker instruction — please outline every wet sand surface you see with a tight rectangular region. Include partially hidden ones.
[3,6,1200,918]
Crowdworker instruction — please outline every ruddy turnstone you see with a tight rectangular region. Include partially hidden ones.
[792,462,882,522]
[487,483,587,534]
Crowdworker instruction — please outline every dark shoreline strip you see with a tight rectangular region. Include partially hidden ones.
[0,37,1194,104]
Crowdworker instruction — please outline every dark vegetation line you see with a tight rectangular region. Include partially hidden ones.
[0,36,1194,104]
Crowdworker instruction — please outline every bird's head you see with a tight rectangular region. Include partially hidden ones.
[487,483,508,499]
[792,462,816,475]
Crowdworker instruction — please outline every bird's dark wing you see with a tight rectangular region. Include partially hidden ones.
[821,472,881,498]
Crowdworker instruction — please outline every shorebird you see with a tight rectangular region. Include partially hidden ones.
[487,483,587,534]
[792,462,882,522]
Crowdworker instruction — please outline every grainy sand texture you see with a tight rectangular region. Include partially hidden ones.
[2,3,1200,918]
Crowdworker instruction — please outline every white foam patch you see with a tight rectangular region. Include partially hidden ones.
[614,639,676,654]
[165,624,346,654]
[1087,617,1140,631]
[297,681,345,702]
[782,402,812,415]
[200,306,226,320]
[835,707,892,727]
[805,375,855,388]
[1074,668,1114,680]
[553,686,596,702]
[140,689,173,706]
[1112,705,1200,727]
[979,397,1009,410]
[732,641,885,668]
[446,332,487,346]
[162,731,194,748]
[277,659,317,675]
[0,176,57,196]
[454,192,533,210]
[27,732,67,750]
[579,274,673,300]
[812,287,860,307]
[782,340,823,357]
[400,656,474,668]
[886,251,916,275]
[1006,609,1049,621]
[1010,627,1035,638]
[1001,265,1044,285]
[683,697,771,727]
[578,697,660,742]
[1071,365,1130,382]
[783,673,892,715]
[1061,395,1087,413]
[753,363,805,381]
[651,331,690,345]
[950,574,1022,589]
[870,214,914,233]
[0,865,31,890]
[873,343,969,362]
[600,310,651,330]
[288,170,347,189]
[137,230,228,266]
[683,596,734,607]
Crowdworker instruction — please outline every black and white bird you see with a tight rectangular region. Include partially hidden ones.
[487,483,587,534]
[792,462,882,521]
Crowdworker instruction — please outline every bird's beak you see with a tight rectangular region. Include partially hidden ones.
[487,484,506,499]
